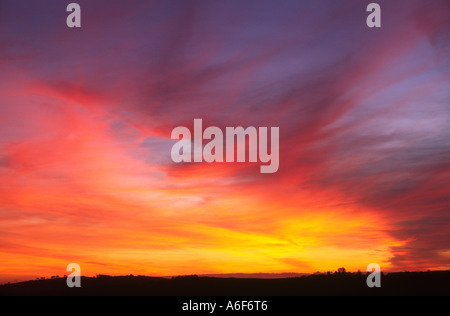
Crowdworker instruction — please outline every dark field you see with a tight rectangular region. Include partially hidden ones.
[1,271,449,296]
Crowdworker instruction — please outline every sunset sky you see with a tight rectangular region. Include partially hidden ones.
[1,0,450,283]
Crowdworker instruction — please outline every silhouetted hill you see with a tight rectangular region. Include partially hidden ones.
[199,272,309,279]
[1,271,449,296]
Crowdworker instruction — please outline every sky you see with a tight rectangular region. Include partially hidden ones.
[0,0,450,283]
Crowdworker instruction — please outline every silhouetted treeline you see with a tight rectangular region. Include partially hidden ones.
[1,271,449,296]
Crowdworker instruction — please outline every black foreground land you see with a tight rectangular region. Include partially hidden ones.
[1,271,449,296]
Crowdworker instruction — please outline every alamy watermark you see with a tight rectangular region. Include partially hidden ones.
[366,263,381,288]
[66,263,81,288]
[171,119,279,174]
